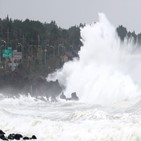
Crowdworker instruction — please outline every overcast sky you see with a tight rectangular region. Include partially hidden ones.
[0,0,141,33]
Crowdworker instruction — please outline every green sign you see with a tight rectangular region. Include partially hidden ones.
[2,48,13,58]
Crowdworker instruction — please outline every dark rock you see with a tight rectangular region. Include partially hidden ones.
[8,133,15,140]
[66,92,79,101]
[0,130,5,135]
[0,134,8,140]
[14,134,23,140]
[23,136,30,140]
[0,130,37,140]
[31,135,37,139]
[71,92,79,101]
[0,134,5,139]
[60,93,66,100]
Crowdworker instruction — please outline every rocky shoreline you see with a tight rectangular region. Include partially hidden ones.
[0,66,62,98]
[0,130,37,140]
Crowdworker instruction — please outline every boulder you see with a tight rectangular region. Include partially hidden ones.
[23,136,30,140]
[8,133,15,140]
[14,134,23,140]
[0,130,37,140]
[0,130,5,135]
[31,135,37,139]
[60,93,66,100]
[71,92,79,101]
[0,134,8,140]
[66,92,79,101]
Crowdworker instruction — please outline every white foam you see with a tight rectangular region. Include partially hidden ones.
[47,13,141,106]
[0,96,141,141]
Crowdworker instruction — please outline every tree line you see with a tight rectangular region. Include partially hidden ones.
[0,16,141,54]
[0,16,141,75]
[116,25,141,44]
[0,16,82,52]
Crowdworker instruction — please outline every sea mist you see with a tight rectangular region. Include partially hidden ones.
[47,13,141,105]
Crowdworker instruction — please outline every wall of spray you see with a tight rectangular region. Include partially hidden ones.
[47,13,141,105]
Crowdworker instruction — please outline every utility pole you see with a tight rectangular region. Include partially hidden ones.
[44,48,47,65]
[0,45,4,63]
[58,44,61,56]
[6,28,9,46]
[37,34,40,63]
[22,35,25,58]
[37,34,40,48]
[1,40,7,71]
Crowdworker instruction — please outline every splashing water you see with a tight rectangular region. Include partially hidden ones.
[1,13,141,141]
[47,13,141,106]
[1,94,141,141]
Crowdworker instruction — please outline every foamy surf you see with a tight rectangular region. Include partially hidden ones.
[1,13,141,141]
[0,95,141,141]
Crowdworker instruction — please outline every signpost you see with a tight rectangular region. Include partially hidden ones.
[13,50,22,60]
[2,48,13,58]
[2,48,13,70]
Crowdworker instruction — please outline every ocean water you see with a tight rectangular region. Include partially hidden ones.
[1,13,141,141]
[0,95,141,141]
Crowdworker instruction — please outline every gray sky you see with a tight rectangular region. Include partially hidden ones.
[0,0,141,33]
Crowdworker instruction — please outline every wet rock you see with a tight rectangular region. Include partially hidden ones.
[0,130,37,140]
[0,130,5,135]
[8,133,15,140]
[31,135,37,139]
[23,136,30,140]
[71,92,79,101]
[0,130,7,140]
[66,92,79,101]
[0,134,5,139]
[60,93,66,100]
[0,134,8,140]
[15,134,23,140]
